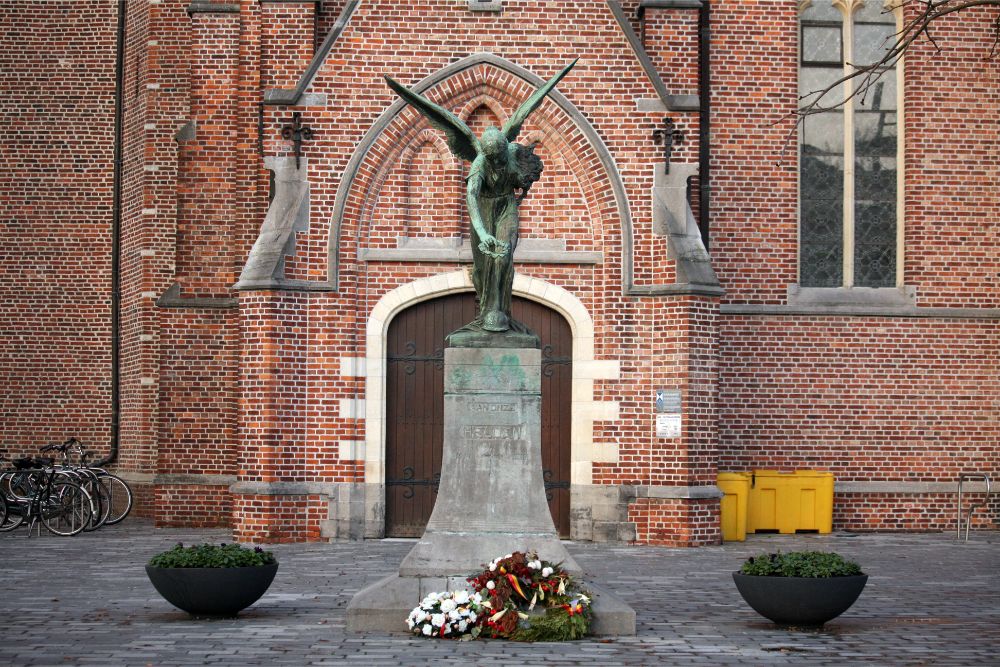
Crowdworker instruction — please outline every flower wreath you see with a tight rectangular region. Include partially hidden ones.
[406,590,484,638]
[406,551,591,642]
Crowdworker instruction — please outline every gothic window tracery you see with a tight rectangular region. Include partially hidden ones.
[799,0,901,288]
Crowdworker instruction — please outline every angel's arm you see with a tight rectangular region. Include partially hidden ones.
[466,157,492,243]
[384,75,480,163]
[466,157,507,257]
[502,58,578,143]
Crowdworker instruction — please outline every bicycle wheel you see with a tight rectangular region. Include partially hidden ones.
[0,471,27,531]
[3,471,38,502]
[68,470,110,531]
[40,481,93,537]
[98,473,133,525]
[0,492,7,528]
[0,482,25,532]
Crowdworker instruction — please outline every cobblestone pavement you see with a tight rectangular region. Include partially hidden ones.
[1,522,997,666]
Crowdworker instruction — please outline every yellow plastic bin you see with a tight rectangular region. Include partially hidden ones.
[747,470,834,534]
[717,472,751,542]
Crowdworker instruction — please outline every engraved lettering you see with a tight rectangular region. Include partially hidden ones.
[462,424,525,441]
[467,401,515,413]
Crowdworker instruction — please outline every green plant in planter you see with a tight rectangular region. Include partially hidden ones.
[733,551,868,625]
[739,551,863,578]
[149,543,277,568]
[146,543,279,616]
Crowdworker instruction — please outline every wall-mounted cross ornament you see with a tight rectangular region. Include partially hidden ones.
[281,112,314,170]
[652,118,684,175]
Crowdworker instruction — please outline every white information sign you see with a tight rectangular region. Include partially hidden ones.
[656,413,681,438]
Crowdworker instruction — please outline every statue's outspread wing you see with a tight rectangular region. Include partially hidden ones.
[513,143,544,193]
[384,75,480,163]
[502,58,578,143]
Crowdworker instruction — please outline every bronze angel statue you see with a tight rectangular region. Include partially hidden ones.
[384,59,577,340]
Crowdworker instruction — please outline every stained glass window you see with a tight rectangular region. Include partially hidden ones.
[799,1,899,288]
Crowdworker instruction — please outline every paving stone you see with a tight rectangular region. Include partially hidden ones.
[1,523,998,665]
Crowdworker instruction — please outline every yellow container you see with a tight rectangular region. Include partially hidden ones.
[717,472,751,542]
[746,470,834,534]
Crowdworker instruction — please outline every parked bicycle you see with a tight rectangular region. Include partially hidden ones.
[0,455,94,536]
[40,438,134,526]
[0,438,134,536]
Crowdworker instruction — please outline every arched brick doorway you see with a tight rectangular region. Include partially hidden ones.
[384,292,572,537]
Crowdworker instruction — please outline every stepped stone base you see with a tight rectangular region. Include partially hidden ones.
[348,574,635,636]
[346,345,635,636]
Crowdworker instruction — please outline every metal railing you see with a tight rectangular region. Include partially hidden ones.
[957,473,992,542]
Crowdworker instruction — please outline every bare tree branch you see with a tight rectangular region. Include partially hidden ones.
[775,0,1000,162]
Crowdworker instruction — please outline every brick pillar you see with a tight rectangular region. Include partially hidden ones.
[630,295,721,546]
[233,291,323,542]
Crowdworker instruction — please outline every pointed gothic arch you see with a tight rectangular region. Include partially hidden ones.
[326,53,633,291]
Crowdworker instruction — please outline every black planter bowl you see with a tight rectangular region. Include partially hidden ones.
[146,563,279,616]
[732,573,868,626]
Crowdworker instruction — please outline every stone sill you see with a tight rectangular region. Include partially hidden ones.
[468,0,503,11]
[359,237,602,265]
[787,285,917,308]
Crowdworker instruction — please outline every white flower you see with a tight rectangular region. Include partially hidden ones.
[440,598,457,613]
[458,620,468,632]
[486,581,495,590]
[422,624,432,636]
[468,612,477,623]
[449,610,461,621]
[542,566,553,577]
[431,613,446,628]
[415,610,428,623]
[407,618,415,629]
[489,564,497,571]
[472,592,483,604]
[453,590,470,605]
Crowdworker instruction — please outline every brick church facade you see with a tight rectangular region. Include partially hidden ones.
[2,0,997,544]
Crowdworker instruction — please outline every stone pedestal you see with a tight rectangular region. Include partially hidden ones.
[346,346,635,636]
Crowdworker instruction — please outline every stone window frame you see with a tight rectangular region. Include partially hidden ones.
[796,0,906,298]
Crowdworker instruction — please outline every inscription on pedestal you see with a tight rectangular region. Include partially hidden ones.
[462,424,525,440]
[468,401,515,412]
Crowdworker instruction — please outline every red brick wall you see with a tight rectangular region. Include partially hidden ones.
[644,4,699,97]
[233,494,325,543]
[629,498,721,547]
[719,318,999,480]
[835,492,999,533]
[902,5,1000,308]
[710,1,799,304]
[712,2,999,530]
[0,1,116,458]
[261,3,315,90]
[3,0,997,541]
[156,311,238,475]
[156,484,232,528]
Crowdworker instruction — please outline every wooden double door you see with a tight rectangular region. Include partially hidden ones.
[384,293,572,537]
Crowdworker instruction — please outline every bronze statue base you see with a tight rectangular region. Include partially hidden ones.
[445,317,540,349]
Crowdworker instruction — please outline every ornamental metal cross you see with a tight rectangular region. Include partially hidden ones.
[281,112,313,169]
[652,117,684,175]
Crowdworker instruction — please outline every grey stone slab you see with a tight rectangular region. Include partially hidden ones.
[235,156,310,288]
[443,347,541,393]
[350,347,633,634]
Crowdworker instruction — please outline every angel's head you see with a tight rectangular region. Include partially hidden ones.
[481,126,508,163]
